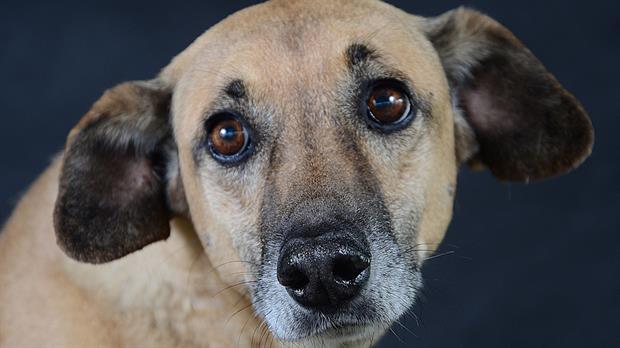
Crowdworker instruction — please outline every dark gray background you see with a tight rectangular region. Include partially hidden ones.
[1,0,618,347]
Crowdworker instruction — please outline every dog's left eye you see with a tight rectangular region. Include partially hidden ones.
[205,113,252,163]
[365,81,413,131]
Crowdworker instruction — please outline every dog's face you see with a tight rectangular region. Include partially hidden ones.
[53,0,593,345]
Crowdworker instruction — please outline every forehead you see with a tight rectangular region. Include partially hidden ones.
[171,0,446,126]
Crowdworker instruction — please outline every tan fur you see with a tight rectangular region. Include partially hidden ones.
[0,158,266,347]
[0,1,592,347]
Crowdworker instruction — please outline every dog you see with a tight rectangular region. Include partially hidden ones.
[0,0,593,347]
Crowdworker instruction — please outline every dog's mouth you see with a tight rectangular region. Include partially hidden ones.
[264,305,387,343]
[252,231,421,346]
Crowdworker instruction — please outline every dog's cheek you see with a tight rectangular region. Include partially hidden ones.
[370,126,451,255]
[418,119,459,261]
[179,154,265,290]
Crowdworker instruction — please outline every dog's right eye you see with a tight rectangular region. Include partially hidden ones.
[205,113,252,164]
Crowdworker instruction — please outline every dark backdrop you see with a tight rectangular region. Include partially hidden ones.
[1,1,618,347]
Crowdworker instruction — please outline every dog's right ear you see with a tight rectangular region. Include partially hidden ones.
[54,80,188,264]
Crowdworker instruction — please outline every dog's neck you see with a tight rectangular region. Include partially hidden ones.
[61,219,270,348]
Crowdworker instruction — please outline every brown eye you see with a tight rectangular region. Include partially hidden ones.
[366,83,412,127]
[206,114,251,162]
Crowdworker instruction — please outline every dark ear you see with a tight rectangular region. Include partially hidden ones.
[54,80,188,264]
[425,8,594,181]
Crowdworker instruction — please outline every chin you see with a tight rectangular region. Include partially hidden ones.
[283,323,388,348]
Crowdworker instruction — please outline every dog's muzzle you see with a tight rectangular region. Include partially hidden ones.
[277,229,371,311]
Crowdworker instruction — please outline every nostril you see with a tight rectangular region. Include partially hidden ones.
[333,254,370,284]
[278,262,310,290]
[283,267,309,290]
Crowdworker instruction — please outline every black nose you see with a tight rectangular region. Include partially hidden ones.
[277,233,371,310]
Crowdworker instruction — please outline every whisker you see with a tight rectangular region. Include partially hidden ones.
[394,319,418,338]
[237,312,253,348]
[230,289,252,309]
[227,302,255,325]
[261,320,272,348]
[257,320,269,348]
[220,270,259,278]
[251,320,266,347]
[405,308,421,327]
[213,259,259,267]
[389,326,404,344]
[213,280,258,298]
[424,250,456,261]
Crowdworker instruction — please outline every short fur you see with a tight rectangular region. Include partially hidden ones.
[0,1,593,347]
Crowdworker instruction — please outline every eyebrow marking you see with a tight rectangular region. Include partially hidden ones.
[346,43,378,68]
[224,79,246,99]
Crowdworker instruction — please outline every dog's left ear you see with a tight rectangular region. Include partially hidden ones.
[54,80,188,264]
[424,8,594,181]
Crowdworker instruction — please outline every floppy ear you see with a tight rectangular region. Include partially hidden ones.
[54,80,188,264]
[425,8,594,181]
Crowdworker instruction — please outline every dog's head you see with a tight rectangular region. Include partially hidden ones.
[53,0,593,345]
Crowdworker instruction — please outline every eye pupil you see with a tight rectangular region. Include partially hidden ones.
[374,95,396,107]
[366,84,412,127]
[219,126,237,140]
[207,114,250,160]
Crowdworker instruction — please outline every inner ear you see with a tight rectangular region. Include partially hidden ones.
[54,80,187,264]
[425,8,594,181]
